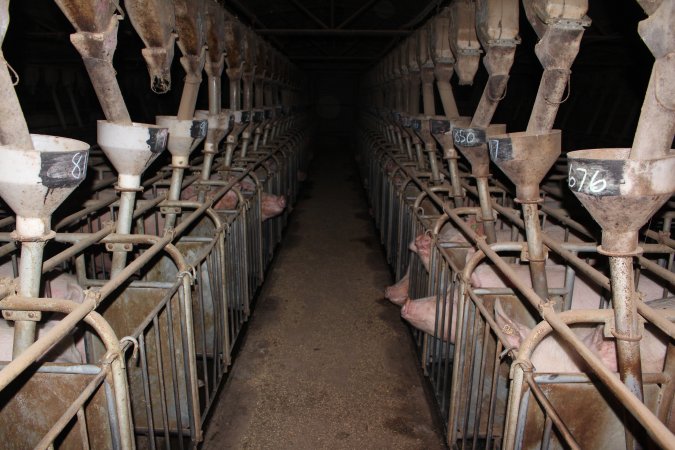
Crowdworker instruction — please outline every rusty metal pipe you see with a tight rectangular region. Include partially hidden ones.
[526,26,585,133]
[435,65,460,119]
[80,54,132,124]
[110,190,136,276]
[208,73,221,116]
[421,68,435,116]
[609,257,645,401]
[424,141,442,184]
[227,68,242,111]
[11,241,45,357]
[200,57,225,202]
[177,70,201,120]
[475,177,497,244]
[255,78,264,108]
[408,71,420,115]
[243,72,254,111]
[522,202,550,299]
[471,46,516,129]
[629,59,674,160]
[63,13,132,125]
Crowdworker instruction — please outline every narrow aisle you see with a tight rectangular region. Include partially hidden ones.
[203,137,445,449]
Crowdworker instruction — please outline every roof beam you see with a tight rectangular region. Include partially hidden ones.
[336,0,379,29]
[256,29,411,37]
[286,0,329,29]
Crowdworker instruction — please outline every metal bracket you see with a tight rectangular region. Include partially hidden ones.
[106,242,133,252]
[520,246,548,262]
[3,310,41,321]
[160,206,181,215]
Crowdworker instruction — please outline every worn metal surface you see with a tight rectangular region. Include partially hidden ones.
[0,0,33,149]
[125,0,176,93]
[55,0,131,124]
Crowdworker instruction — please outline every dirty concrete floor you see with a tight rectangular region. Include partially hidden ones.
[202,137,445,450]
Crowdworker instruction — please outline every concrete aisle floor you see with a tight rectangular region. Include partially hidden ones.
[202,137,445,449]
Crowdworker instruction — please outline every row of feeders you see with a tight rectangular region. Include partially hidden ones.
[0,0,311,449]
[360,0,674,449]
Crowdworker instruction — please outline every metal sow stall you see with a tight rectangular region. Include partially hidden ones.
[359,0,675,448]
[0,0,312,448]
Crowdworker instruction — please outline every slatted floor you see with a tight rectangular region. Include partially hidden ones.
[202,136,445,449]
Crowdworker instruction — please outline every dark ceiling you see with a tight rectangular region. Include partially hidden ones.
[0,0,657,148]
[225,0,444,69]
[222,0,652,72]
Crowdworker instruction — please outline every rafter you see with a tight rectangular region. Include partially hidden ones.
[286,0,329,29]
[256,29,410,36]
[337,0,379,29]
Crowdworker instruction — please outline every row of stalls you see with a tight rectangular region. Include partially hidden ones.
[358,0,674,449]
[0,0,311,449]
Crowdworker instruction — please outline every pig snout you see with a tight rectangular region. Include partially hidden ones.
[384,271,409,306]
[401,296,453,342]
[261,193,287,221]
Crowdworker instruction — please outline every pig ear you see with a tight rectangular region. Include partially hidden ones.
[584,326,618,372]
[494,299,531,350]
[67,282,84,302]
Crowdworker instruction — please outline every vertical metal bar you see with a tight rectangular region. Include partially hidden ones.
[541,416,553,450]
[198,261,211,404]
[472,314,491,450]
[164,299,185,450]
[77,407,91,450]
[152,316,171,450]
[138,333,157,450]
[177,276,201,443]
[104,380,122,450]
